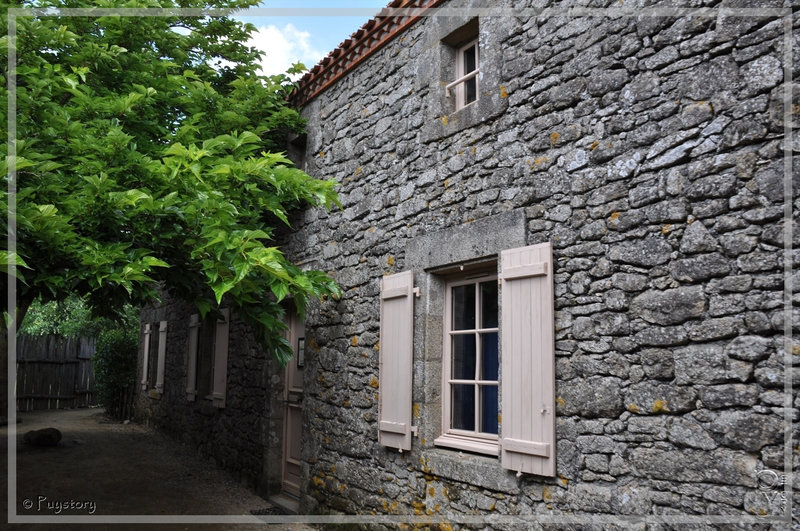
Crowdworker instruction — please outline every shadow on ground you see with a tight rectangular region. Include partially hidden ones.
[1,408,314,530]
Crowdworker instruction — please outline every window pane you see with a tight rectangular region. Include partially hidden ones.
[452,284,475,330]
[480,385,498,434]
[465,78,476,104]
[452,334,476,380]
[451,384,475,431]
[480,332,498,381]
[480,281,498,328]
[463,45,477,104]
[463,45,476,73]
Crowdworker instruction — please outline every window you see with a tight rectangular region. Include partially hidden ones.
[378,241,557,477]
[435,270,500,455]
[442,18,480,112]
[141,321,167,396]
[423,17,507,143]
[186,308,229,408]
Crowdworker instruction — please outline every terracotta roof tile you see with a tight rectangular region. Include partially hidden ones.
[292,0,446,107]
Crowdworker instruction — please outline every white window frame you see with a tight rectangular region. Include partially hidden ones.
[446,38,479,110]
[434,270,500,456]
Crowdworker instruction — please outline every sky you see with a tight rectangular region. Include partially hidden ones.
[235,1,389,77]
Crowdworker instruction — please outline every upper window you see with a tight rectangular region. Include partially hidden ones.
[441,18,479,112]
[435,270,499,455]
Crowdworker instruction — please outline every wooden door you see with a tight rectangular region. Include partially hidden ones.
[281,311,305,497]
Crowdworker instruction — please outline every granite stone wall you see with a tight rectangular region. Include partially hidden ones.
[278,0,798,524]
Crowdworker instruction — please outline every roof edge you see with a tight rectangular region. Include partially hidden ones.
[291,0,446,107]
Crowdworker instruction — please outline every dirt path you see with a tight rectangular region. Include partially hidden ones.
[1,408,314,530]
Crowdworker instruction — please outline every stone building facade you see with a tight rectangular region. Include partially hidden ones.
[135,297,290,494]
[136,0,797,525]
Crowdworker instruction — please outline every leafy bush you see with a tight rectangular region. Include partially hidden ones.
[93,326,139,419]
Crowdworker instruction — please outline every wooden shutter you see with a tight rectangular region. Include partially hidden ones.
[378,271,416,451]
[155,320,168,394]
[499,243,556,477]
[186,314,200,401]
[141,323,151,390]
[211,308,230,408]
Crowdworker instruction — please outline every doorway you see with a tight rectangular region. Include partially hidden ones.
[280,310,305,499]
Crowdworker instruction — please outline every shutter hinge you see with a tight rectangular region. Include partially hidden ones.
[413,287,421,298]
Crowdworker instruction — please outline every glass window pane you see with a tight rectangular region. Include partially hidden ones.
[451,384,475,431]
[463,45,476,73]
[463,44,477,104]
[480,281,498,328]
[480,385,498,434]
[465,78,476,104]
[452,284,475,330]
[452,334,476,380]
[480,332,498,381]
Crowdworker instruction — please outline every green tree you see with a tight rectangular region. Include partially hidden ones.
[19,294,96,337]
[2,0,340,417]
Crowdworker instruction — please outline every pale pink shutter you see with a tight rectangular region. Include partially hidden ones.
[378,271,416,451]
[186,314,200,401]
[141,323,151,390]
[211,308,230,408]
[155,320,168,394]
[499,243,556,477]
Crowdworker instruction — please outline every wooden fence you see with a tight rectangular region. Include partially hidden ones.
[16,334,95,411]
[105,384,136,421]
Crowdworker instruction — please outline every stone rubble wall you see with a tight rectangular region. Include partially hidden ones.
[135,299,286,494]
[280,0,798,522]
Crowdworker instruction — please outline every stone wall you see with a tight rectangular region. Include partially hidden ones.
[280,0,798,523]
[135,298,286,494]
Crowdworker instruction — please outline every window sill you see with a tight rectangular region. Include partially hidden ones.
[434,433,499,456]
[454,99,477,113]
[422,447,520,495]
[421,92,507,143]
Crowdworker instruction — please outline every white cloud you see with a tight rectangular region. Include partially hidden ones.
[247,23,326,78]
